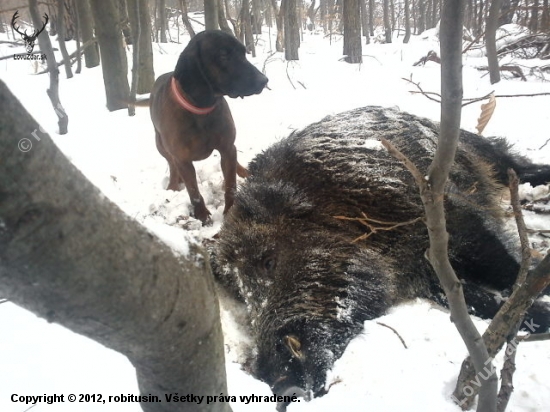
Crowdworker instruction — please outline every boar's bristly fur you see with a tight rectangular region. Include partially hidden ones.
[214,106,550,399]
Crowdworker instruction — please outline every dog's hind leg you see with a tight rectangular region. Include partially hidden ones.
[237,162,249,178]
[155,130,182,190]
[220,145,238,214]
[175,160,211,224]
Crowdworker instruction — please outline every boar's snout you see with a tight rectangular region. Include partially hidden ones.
[256,327,334,402]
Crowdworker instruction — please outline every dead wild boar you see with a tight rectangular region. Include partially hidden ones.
[214,106,550,401]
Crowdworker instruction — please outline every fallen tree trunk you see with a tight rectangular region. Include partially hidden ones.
[0,79,231,412]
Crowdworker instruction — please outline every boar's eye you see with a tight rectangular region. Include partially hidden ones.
[263,256,277,272]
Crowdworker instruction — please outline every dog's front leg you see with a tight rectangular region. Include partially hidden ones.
[220,145,238,215]
[176,161,211,224]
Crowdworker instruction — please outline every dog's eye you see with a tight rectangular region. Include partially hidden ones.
[220,50,229,63]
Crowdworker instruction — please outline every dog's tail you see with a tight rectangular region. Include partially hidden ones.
[132,97,151,107]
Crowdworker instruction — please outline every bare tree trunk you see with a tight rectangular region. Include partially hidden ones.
[271,0,284,51]
[343,0,362,62]
[159,0,168,42]
[418,0,426,33]
[368,0,374,35]
[29,0,68,134]
[240,0,256,56]
[205,0,220,30]
[128,0,140,116]
[477,0,484,37]
[543,0,549,31]
[437,0,497,409]
[252,0,262,34]
[180,0,196,37]
[75,0,100,68]
[360,0,370,43]
[89,0,130,111]
[531,0,539,32]
[383,0,392,42]
[128,0,155,94]
[404,0,411,43]
[0,80,231,412]
[486,0,502,84]
[218,0,234,34]
[118,0,133,45]
[284,0,300,60]
[73,0,82,74]
[57,0,73,79]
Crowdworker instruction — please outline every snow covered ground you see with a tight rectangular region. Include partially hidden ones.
[1,18,549,412]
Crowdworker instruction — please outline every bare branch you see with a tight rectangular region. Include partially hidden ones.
[376,322,408,349]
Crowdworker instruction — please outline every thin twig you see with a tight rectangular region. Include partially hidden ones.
[402,77,442,104]
[376,322,408,349]
[508,169,531,290]
[286,61,296,90]
[335,212,423,242]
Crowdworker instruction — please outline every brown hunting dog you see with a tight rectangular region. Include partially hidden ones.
[150,30,268,224]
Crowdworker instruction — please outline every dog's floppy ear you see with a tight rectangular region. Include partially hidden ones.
[173,35,215,106]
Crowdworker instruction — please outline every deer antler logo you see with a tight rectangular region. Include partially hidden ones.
[11,11,49,54]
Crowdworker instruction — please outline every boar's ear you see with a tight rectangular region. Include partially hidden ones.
[237,181,314,221]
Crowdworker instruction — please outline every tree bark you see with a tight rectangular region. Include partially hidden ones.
[180,0,196,37]
[404,0,411,43]
[89,0,130,111]
[29,0,68,135]
[205,0,220,30]
[283,0,300,60]
[271,0,284,51]
[418,0,426,33]
[57,0,73,79]
[343,0,362,62]
[368,0,374,35]
[240,0,256,56]
[75,0,100,68]
[218,0,234,35]
[360,0,370,43]
[531,0,540,33]
[158,0,168,42]
[437,0,497,410]
[0,79,232,412]
[128,0,155,94]
[128,0,140,116]
[486,0,502,84]
[383,0,392,42]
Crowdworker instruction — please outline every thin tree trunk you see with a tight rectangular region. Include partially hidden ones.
[271,0,284,51]
[531,0,540,33]
[57,0,73,79]
[89,0,130,111]
[486,0,502,84]
[180,0,196,37]
[205,0,220,30]
[418,0,426,33]
[73,0,82,74]
[437,0,497,409]
[404,0,411,43]
[383,0,392,42]
[343,0,362,62]
[128,0,140,116]
[543,0,549,31]
[29,0,68,134]
[128,0,155,94]
[368,0,374,35]
[0,80,231,412]
[75,0,99,68]
[159,0,168,42]
[218,0,234,34]
[360,0,370,43]
[242,0,256,56]
[283,0,300,60]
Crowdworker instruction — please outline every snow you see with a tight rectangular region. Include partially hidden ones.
[1,16,550,412]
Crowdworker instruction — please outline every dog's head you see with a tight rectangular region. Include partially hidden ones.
[174,30,268,104]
